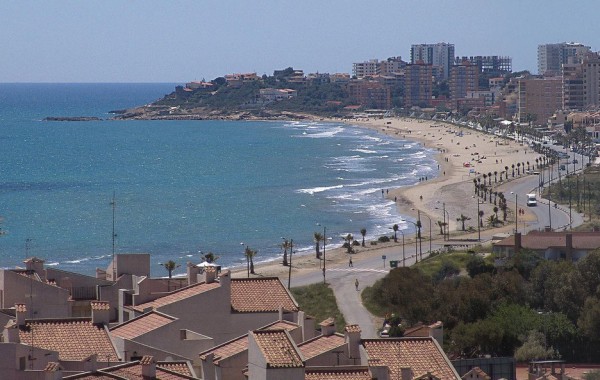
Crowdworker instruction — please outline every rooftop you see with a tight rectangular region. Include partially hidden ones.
[298,333,346,360]
[63,359,197,379]
[251,329,304,368]
[305,368,372,380]
[110,311,177,340]
[494,231,600,250]
[19,318,118,362]
[231,278,298,313]
[362,337,460,380]
[132,281,221,312]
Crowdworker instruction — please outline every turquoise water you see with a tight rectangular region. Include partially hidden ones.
[0,84,438,276]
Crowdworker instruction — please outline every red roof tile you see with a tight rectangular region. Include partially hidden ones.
[362,337,460,380]
[495,231,600,250]
[299,333,346,360]
[19,318,118,362]
[305,368,372,380]
[91,301,110,311]
[261,319,300,331]
[345,325,362,333]
[132,281,220,312]
[251,330,304,368]
[231,278,298,312]
[110,311,176,340]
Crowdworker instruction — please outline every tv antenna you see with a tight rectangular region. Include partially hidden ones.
[110,192,117,280]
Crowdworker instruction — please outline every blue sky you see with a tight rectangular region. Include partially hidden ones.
[1,0,599,83]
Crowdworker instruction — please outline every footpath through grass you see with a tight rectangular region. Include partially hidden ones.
[291,282,346,333]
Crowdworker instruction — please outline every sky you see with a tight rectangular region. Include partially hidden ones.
[1,0,599,83]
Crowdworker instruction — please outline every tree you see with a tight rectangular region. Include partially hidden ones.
[343,233,354,253]
[437,220,447,235]
[244,246,257,274]
[280,239,291,266]
[578,296,600,341]
[360,228,367,247]
[456,214,471,231]
[514,330,557,362]
[162,260,180,279]
[512,164,515,177]
[392,224,399,242]
[466,255,494,278]
[201,252,219,263]
[494,171,498,183]
[314,232,323,259]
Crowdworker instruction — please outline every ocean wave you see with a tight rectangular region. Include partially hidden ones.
[297,126,345,138]
[297,184,344,195]
[353,149,377,154]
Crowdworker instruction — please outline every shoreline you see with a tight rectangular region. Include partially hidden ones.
[229,116,542,280]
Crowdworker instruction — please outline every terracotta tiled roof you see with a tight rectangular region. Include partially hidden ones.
[199,319,301,365]
[103,361,198,380]
[91,301,110,311]
[199,334,249,364]
[158,361,195,377]
[298,333,346,360]
[462,366,490,380]
[15,303,27,313]
[305,368,372,380]
[110,311,176,340]
[345,324,361,333]
[231,278,298,312]
[132,281,220,312]
[19,318,118,362]
[251,330,304,368]
[362,337,460,380]
[261,319,300,331]
[320,318,335,327]
[44,362,61,372]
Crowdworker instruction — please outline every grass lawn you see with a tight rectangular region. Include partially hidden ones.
[291,282,346,333]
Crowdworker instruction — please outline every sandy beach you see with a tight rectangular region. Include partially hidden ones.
[230,117,541,280]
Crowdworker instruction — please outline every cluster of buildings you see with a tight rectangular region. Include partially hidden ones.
[0,254,480,379]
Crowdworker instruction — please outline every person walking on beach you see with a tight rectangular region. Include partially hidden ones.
[349,257,353,267]
[355,278,359,291]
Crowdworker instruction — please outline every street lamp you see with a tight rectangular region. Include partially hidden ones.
[282,237,294,289]
[401,219,419,263]
[398,229,405,267]
[418,211,432,259]
[317,224,327,284]
[240,242,249,278]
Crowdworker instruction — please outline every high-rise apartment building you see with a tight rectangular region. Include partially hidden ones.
[450,62,479,100]
[537,42,591,75]
[454,56,512,74]
[518,76,563,124]
[347,80,391,109]
[583,53,600,107]
[404,63,433,108]
[410,43,455,80]
[563,63,584,110]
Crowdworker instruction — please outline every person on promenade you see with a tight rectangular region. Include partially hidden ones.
[355,279,359,291]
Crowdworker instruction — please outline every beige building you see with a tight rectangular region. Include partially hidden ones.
[450,62,479,100]
[404,63,433,108]
[518,76,563,124]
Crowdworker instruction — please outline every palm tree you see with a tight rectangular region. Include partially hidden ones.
[483,174,487,187]
[244,246,257,274]
[473,178,478,195]
[535,158,539,169]
[527,161,530,171]
[360,228,367,247]
[280,239,290,266]
[437,220,447,235]
[314,232,323,259]
[511,164,515,177]
[392,224,399,243]
[201,252,219,263]
[488,172,492,185]
[517,162,521,175]
[344,233,354,253]
[493,206,499,220]
[494,171,498,183]
[479,210,484,227]
[456,214,471,231]
[505,165,509,176]
[162,260,179,279]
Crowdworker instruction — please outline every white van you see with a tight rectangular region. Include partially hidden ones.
[526,193,537,207]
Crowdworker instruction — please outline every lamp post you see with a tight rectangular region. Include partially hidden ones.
[476,197,481,241]
[398,229,405,267]
[418,210,432,258]
[317,224,327,284]
[510,192,518,234]
[282,237,294,290]
[402,220,419,263]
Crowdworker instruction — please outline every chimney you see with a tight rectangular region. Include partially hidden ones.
[187,262,200,285]
[83,354,98,372]
[514,232,522,255]
[566,233,573,261]
[140,355,156,378]
[204,266,217,284]
[319,318,336,336]
[91,301,110,325]
[401,367,414,380]
[3,320,20,343]
[344,324,362,359]
[219,269,231,290]
[43,362,62,380]
[369,362,390,380]
[15,303,27,326]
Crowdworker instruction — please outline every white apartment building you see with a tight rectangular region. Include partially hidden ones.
[537,42,591,75]
[410,42,455,80]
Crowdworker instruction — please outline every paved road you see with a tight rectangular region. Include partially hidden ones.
[290,163,586,338]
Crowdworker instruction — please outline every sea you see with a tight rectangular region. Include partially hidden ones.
[0,83,439,276]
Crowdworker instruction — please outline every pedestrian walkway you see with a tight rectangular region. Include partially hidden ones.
[327,267,388,274]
